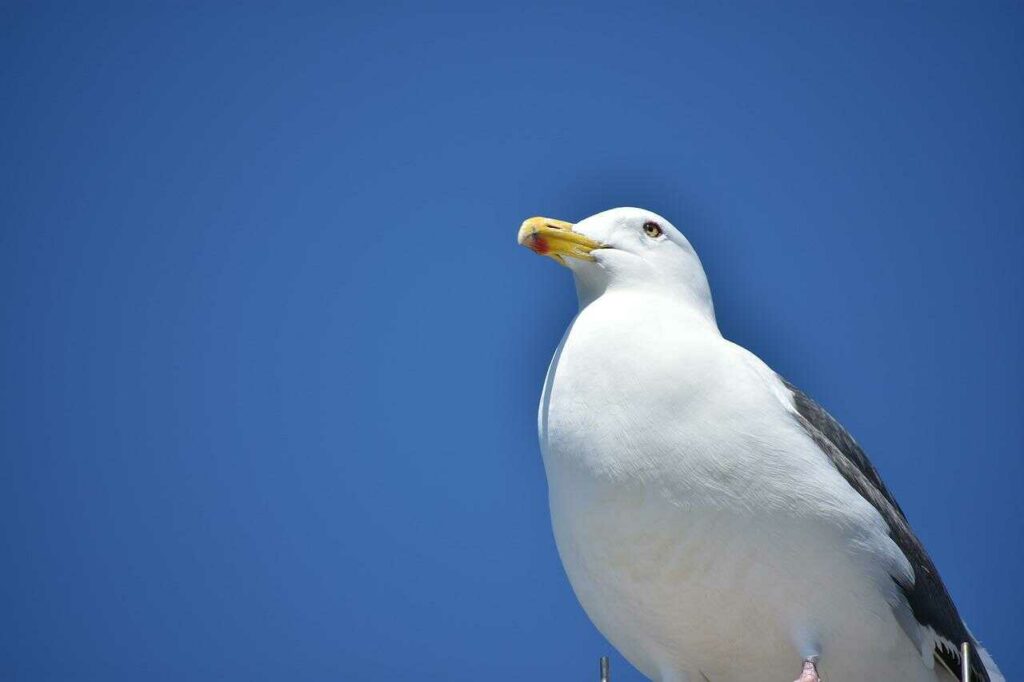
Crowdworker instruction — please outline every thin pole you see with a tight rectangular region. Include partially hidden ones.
[961,642,970,682]
[600,656,610,682]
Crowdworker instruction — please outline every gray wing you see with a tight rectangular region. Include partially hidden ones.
[779,377,988,682]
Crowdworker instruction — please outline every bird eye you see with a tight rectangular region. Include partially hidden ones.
[643,221,663,238]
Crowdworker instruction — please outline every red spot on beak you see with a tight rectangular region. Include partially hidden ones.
[527,234,550,254]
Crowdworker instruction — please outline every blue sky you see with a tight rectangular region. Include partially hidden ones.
[2,2,1022,680]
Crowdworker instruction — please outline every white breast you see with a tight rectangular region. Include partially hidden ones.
[538,291,939,682]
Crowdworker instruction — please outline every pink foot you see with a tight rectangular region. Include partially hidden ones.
[793,659,820,682]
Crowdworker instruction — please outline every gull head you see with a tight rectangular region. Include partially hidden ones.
[518,207,715,318]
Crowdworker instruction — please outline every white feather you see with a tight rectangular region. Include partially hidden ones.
[533,208,994,681]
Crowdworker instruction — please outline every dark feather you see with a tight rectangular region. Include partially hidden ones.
[779,377,988,682]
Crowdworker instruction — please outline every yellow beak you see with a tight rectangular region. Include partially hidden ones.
[517,217,602,266]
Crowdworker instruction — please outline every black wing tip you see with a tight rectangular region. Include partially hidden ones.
[935,638,990,682]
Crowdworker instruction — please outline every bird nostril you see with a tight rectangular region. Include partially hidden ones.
[546,223,565,231]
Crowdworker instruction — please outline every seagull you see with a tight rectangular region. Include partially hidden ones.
[518,208,1002,682]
